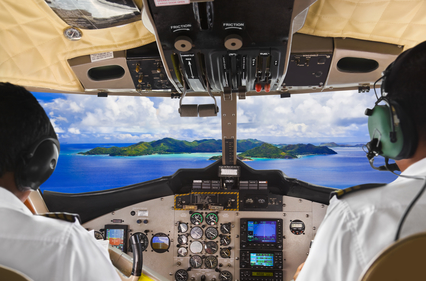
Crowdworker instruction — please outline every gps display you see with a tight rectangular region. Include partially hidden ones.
[247,220,277,243]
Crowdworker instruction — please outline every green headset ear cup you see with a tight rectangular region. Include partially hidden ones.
[367,101,417,160]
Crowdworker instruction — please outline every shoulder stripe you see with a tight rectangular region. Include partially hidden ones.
[330,183,386,199]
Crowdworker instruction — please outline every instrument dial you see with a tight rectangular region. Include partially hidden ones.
[190,212,203,225]
[219,270,233,281]
[205,227,218,240]
[178,234,188,245]
[205,256,218,269]
[129,232,149,251]
[190,241,203,253]
[175,269,189,281]
[177,247,188,257]
[220,223,231,234]
[205,212,219,225]
[290,219,305,235]
[220,248,231,258]
[220,235,231,246]
[189,255,203,268]
[190,226,203,239]
[178,222,188,233]
[204,241,218,254]
[94,231,104,240]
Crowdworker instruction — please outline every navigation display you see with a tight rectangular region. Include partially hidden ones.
[250,253,274,267]
[247,220,277,243]
[105,225,127,251]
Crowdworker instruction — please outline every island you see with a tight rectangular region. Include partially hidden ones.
[78,138,264,156]
[78,138,337,160]
[238,143,337,159]
[319,142,364,147]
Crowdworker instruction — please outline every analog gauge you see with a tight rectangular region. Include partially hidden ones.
[205,212,219,225]
[177,247,188,257]
[189,241,203,254]
[220,223,231,234]
[94,231,104,240]
[63,27,82,41]
[205,227,218,240]
[204,241,218,254]
[190,212,203,225]
[178,234,188,245]
[190,226,203,239]
[175,269,189,281]
[205,256,218,269]
[189,255,203,268]
[129,232,149,251]
[220,235,231,246]
[219,270,233,281]
[178,222,188,233]
[220,248,231,258]
[290,219,306,235]
[151,233,170,253]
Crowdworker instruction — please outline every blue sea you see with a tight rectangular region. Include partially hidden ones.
[40,144,398,193]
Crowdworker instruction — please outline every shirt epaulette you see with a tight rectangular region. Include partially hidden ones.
[330,183,386,200]
[37,212,81,223]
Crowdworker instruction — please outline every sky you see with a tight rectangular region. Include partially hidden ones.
[32,90,378,144]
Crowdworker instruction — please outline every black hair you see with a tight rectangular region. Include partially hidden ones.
[0,82,57,177]
[385,41,426,140]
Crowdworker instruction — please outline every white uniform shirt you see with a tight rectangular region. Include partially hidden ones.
[0,187,121,281]
[297,157,426,281]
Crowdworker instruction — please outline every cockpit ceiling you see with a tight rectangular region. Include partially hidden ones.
[1,0,426,94]
[299,0,426,49]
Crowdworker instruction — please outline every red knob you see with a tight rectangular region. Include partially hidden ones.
[255,83,262,92]
[264,84,271,92]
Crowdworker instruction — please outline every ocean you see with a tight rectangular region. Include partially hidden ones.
[40,144,398,193]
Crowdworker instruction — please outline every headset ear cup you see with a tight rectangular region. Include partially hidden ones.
[367,101,417,160]
[15,138,59,191]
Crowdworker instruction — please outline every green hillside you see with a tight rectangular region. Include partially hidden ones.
[239,143,297,159]
[78,138,264,156]
[239,143,337,159]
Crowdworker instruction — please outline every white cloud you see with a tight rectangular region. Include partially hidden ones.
[38,90,377,143]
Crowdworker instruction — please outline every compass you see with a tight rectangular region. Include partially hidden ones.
[63,27,82,41]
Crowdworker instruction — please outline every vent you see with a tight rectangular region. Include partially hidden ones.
[88,65,125,81]
[337,57,379,73]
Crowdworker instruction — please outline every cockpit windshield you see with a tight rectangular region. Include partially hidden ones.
[33,91,397,194]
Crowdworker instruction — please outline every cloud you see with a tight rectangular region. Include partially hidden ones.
[36,90,377,143]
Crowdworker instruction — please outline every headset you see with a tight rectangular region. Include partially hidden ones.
[365,50,418,162]
[14,125,60,191]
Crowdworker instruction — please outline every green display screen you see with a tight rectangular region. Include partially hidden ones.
[252,272,274,277]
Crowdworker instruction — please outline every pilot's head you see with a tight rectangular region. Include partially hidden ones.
[366,41,426,163]
[382,41,426,142]
[0,82,59,193]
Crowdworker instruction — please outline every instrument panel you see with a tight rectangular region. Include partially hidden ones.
[83,194,327,281]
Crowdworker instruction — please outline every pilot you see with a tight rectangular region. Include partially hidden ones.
[294,41,426,281]
[0,82,121,281]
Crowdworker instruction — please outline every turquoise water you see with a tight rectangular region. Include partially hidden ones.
[40,144,398,193]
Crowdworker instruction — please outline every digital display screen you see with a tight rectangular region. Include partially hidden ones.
[247,220,277,243]
[250,253,274,267]
[291,223,303,228]
[252,272,274,277]
[106,229,125,251]
[151,236,170,250]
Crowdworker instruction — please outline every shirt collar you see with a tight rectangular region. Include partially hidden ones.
[0,187,33,215]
